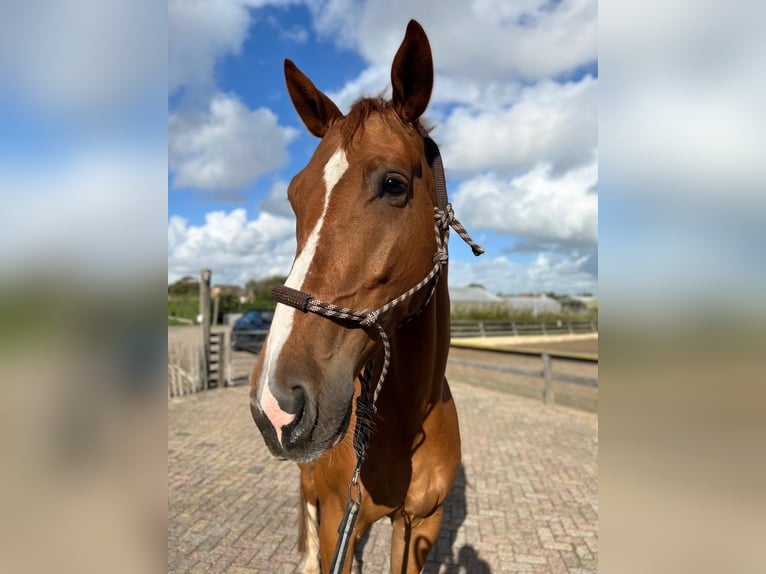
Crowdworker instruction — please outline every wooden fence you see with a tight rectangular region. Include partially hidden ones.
[451,319,597,338]
[168,343,204,397]
[447,344,598,411]
[189,320,599,405]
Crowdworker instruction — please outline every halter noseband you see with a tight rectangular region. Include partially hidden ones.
[269,138,482,573]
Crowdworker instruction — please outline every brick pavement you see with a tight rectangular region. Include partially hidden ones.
[168,375,598,573]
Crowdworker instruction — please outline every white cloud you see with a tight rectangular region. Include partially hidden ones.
[324,62,527,116]
[0,0,165,117]
[264,15,310,43]
[259,180,294,218]
[449,252,597,295]
[169,93,298,191]
[315,18,597,185]
[310,0,597,81]
[168,209,297,285]
[431,76,523,111]
[437,76,597,176]
[326,65,390,113]
[309,0,365,51]
[169,0,248,95]
[452,160,598,246]
[169,0,297,95]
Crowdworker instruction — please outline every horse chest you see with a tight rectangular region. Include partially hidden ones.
[358,401,460,517]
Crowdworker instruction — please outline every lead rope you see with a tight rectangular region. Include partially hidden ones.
[271,140,482,573]
[327,362,372,573]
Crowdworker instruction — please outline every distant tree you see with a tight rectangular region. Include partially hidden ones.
[216,292,242,323]
[467,283,485,289]
[560,297,586,311]
[168,276,199,297]
[245,276,288,304]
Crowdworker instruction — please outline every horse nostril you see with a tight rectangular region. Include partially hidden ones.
[281,384,313,448]
[282,384,306,416]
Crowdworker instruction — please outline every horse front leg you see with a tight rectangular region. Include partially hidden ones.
[298,465,321,574]
[299,496,321,574]
[317,496,361,574]
[390,506,444,574]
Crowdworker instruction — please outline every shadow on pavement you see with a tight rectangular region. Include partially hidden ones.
[423,464,492,573]
[352,464,491,573]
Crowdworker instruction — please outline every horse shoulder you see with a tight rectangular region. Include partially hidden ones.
[404,394,461,517]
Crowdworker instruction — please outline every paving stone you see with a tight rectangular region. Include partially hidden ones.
[169,374,598,573]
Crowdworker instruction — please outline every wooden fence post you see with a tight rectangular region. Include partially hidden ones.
[225,329,232,388]
[542,353,554,405]
[223,328,230,387]
[192,345,197,393]
[212,295,220,326]
[187,344,193,395]
[200,269,211,389]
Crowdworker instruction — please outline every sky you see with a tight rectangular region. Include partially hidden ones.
[1,0,762,302]
[167,0,599,295]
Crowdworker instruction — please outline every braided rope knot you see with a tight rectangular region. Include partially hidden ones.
[360,310,379,327]
[434,204,454,231]
[433,247,449,265]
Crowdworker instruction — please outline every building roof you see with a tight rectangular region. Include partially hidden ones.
[449,286,504,303]
[503,294,562,312]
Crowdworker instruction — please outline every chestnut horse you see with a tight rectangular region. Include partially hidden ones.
[249,20,482,573]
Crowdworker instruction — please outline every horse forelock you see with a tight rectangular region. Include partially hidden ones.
[340,97,430,149]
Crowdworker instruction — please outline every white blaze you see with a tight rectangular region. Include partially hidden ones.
[258,148,349,444]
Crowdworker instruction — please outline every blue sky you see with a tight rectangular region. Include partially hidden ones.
[169,4,364,223]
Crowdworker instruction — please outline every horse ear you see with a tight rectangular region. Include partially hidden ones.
[284,59,343,138]
[391,20,433,124]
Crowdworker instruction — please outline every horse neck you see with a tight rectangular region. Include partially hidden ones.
[384,271,451,422]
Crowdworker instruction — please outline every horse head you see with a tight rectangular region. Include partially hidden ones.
[249,21,441,463]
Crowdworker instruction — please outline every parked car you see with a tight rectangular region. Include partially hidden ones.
[230,309,273,352]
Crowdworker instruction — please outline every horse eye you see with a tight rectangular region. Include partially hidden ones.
[381,175,408,197]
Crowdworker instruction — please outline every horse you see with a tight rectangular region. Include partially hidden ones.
[249,20,482,573]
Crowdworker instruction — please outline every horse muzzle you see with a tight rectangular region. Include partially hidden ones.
[249,378,353,463]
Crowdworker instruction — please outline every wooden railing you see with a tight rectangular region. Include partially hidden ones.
[450,319,597,338]
[217,321,599,390]
[447,344,598,411]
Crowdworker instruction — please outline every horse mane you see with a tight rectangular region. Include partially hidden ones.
[340,97,431,148]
